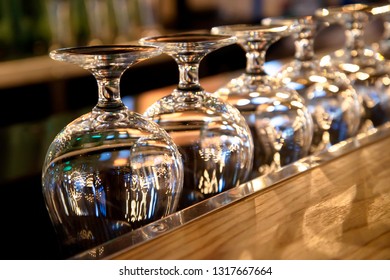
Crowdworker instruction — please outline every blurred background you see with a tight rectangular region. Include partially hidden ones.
[0,0,384,259]
[1,0,383,61]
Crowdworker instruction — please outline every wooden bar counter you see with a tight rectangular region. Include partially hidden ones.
[73,120,390,260]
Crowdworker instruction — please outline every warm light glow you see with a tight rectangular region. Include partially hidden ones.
[217,87,230,97]
[237,99,251,106]
[114,150,130,166]
[114,158,128,166]
[382,76,390,86]
[249,92,260,98]
[355,72,370,81]
[302,184,357,256]
[334,49,344,58]
[275,92,290,99]
[371,5,390,15]
[231,78,244,87]
[291,100,303,108]
[320,55,331,67]
[297,163,309,172]
[340,63,360,73]
[328,85,339,93]
[309,75,327,83]
[363,48,374,57]
[319,8,329,16]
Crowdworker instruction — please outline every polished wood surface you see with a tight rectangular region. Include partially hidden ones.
[111,133,390,260]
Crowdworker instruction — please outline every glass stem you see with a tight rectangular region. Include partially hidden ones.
[294,28,315,61]
[95,76,125,110]
[176,61,203,91]
[244,42,268,75]
[380,20,390,53]
[382,21,390,43]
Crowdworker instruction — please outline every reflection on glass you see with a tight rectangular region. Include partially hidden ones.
[263,16,361,154]
[315,4,390,132]
[42,45,183,258]
[140,33,254,210]
[370,3,390,60]
[211,24,313,178]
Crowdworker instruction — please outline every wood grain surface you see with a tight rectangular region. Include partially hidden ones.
[111,134,390,260]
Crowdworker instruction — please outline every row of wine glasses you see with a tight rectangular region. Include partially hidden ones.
[42,45,185,258]
[210,24,313,178]
[375,5,390,60]
[42,2,390,258]
[139,34,254,210]
[262,15,361,155]
[315,3,390,131]
[42,33,254,258]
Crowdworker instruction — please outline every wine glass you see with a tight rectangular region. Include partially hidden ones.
[42,45,184,258]
[315,3,390,132]
[262,16,361,154]
[210,24,313,178]
[370,2,390,60]
[139,33,254,210]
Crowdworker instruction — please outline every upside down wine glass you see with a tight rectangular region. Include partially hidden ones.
[377,12,390,60]
[42,45,183,258]
[263,16,361,154]
[211,24,313,178]
[139,33,254,210]
[370,3,390,60]
[315,4,390,132]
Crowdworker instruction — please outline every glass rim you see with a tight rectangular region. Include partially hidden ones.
[212,23,291,32]
[314,3,371,18]
[262,15,315,26]
[139,33,237,54]
[139,32,236,44]
[49,44,162,62]
[210,23,297,41]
